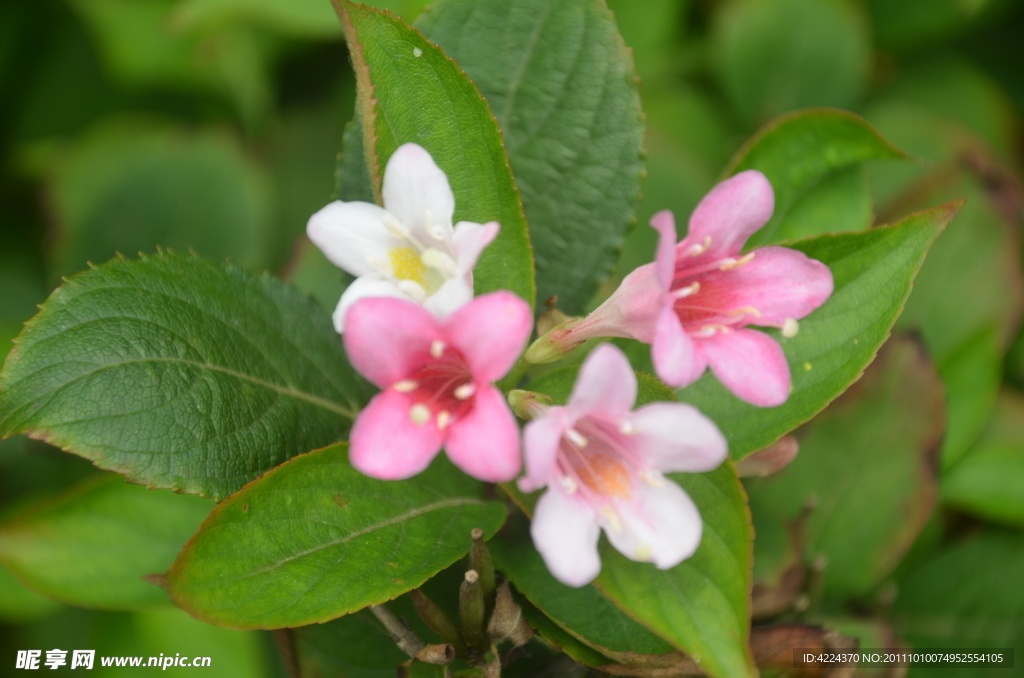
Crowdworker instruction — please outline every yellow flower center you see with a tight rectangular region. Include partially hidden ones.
[388,247,430,286]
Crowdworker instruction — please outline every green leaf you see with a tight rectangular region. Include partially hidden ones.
[893,529,1024,666]
[291,612,408,678]
[510,368,755,678]
[0,565,61,623]
[863,0,1010,51]
[167,444,507,629]
[336,0,536,307]
[895,178,1024,363]
[0,252,369,500]
[941,390,1024,526]
[491,523,674,664]
[416,0,645,314]
[723,109,906,248]
[938,325,1002,468]
[773,165,872,242]
[47,121,278,281]
[0,474,212,609]
[510,590,613,668]
[745,335,944,599]
[676,202,956,461]
[711,0,871,127]
[334,115,376,204]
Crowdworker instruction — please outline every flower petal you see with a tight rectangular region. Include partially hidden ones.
[343,297,440,387]
[444,385,522,482]
[693,246,834,327]
[452,221,500,275]
[444,291,533,383]
[382,143,455,242]
[651,306,707,388]
[562,263,664,345]
[531,483,602,587]
[333,275,411,333]
[650,210,678,291]
[307,200,401,277]
[519,409,569,493]
[604,479,703,570]
[567,343,637,420]
[350,389,444,480]
[700,327,790,407]
[683,170,774,258]
[623,402,728,473]
[422,275,474,319]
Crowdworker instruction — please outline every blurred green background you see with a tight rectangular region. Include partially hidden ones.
[1,0,1023,675]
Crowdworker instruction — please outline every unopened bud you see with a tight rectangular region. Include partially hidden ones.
[487,582,534,647]
[507,390,553,421]
[524,319,583,364]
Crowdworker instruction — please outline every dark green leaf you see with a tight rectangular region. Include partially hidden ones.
[334,114,376,204]
[417,0,645,314]
[941,390,1024,526]
[291,611,408,678]
[711,0,871,127]
[938,325,1002,468]
[167,444,507,629]
[337,0,535,307]
[510,368,755,678]
[510,590,613,668]
[47,122,278,281]
[745,335,944,599]
[723,109,905,248]
[0,565,61,623]
[0,474,212,609]
[893,529,1024,676]
[0,252,369,500]
[676,202,955,461]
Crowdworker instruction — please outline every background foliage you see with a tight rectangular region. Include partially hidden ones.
[1,0,1023,675]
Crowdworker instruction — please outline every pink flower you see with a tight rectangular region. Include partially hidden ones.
[526,170,833,407]
[307,143,499,333]
[344,291,532,482]
[517,344,728,587]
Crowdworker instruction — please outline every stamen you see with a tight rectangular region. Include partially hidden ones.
[619,421,636,435]
[398,279,428,302]
[437,410,452,430]
[382,213,410,239]
[719,252,755,271]
[421,248,457,276]
[729,306,761,318]
[566,428,588,448]
[454,383,476,400]
[782,318,799,338]
[409,404,431,425]
[634,544,653,561]
[672,282,700,299]
[561,476,578,495]
[430,340,446,358]
[393,380,418,393]
[601,505,622,533]
[695,324,731,337]
[423,211,446,241]
[639,470,665,487]
[689,236,712,256]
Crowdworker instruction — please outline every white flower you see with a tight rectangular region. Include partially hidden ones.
[307,143,499,333]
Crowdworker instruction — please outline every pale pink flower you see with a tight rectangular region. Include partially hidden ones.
[526,171,833,407]
[517,344,728,587]
[344,291,531,482]
[307,143,499,333]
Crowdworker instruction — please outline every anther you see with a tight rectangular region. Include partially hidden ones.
[696,324,730,337]
[561,476,578,495]
[393,380,418,393]
[729,306,761,318]
[398,279,427,301]
[719,252,755,271]
[689,236,712,256]
[437,410,452,430]
[634,544,653,561]
[619,421,636,435]
[430,340,446,358]
[421,248,457,276]
[639,470,665,487]
[672,282,700,299]
[566,428,588,448]
[454,383,476,400]
[782,318,799,338]
[409,404,431,425]
[601,506,622,533]
[382,213,410,239]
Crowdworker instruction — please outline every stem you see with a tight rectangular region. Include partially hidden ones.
[496,356,530,393]
[368,604,425,658]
